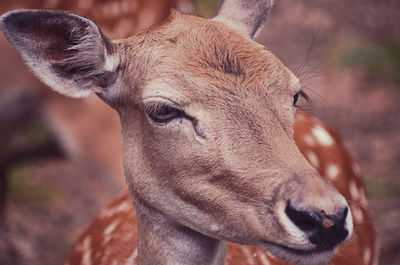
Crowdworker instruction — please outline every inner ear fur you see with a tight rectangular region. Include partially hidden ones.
[0,9,119,98]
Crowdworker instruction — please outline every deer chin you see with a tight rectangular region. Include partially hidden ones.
[259,241,335,265]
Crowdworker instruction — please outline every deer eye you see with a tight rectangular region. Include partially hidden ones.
[145,104,186,123]
[293,90,310,107]
[293,92,299,106]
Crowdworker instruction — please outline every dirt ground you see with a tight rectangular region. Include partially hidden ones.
[0,1,399,264]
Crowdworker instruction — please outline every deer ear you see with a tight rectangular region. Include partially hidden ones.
[214,0,274,38]
[0,9,119,98]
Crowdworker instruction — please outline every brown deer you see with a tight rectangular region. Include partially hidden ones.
[0,0,377,264]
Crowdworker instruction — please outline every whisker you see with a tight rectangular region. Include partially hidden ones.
[294,30,318,77]
[302,85,328,104]
[346,199,373,211]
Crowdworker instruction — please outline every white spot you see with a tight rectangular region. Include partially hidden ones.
[125,249,138,265]
[100,200,132,218]
[303,135,315,146]
[326,164,340,180]
[349,180,360,201]
[352,206,363,224]
[352,162,362,176]
[306,151,319,168]
[258,251,270,265]
[241,247,255,265]
[103,219,120,244]
[81,236,92,265]
[363,247,371,264]
[104,220,119,235]
[312,125,334,146]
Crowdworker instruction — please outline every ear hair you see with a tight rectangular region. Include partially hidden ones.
[214,0,274,38]
[0,9,120,98]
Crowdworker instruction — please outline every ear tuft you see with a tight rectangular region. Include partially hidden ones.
[0,9,119,98]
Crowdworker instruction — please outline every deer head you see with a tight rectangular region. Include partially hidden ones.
[0,1,353,264]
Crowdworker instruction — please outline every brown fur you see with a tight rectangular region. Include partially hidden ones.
[1,4,376,265]
[96,12,354,264]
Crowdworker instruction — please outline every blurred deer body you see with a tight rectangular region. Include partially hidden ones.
[0,0,377,265]
[0,0,179,182]
[1,0,175,38]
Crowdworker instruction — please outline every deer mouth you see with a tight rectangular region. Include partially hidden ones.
[260,240,335,265]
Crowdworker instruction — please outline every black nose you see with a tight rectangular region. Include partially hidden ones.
[285,201,349,250]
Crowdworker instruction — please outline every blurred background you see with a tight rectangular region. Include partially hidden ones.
[0,0,399,264]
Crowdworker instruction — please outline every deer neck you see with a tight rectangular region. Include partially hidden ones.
[133,199,227,265]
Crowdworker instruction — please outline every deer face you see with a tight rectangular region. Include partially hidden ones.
[0,4,353,265]
[117,13,353,264]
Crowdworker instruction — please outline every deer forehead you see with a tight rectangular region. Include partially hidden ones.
[124,14,299,108]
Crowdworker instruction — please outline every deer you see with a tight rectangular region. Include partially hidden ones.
[0,0,377,264]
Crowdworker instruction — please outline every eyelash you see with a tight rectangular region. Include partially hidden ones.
[145,103,187,124]
[146,89,310,123]
[293,90,311,107]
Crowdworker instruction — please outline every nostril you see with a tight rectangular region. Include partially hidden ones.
[320,210,337,228]
[309,207,349,250]
[285,202,350,250]
[285,201,322,232]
